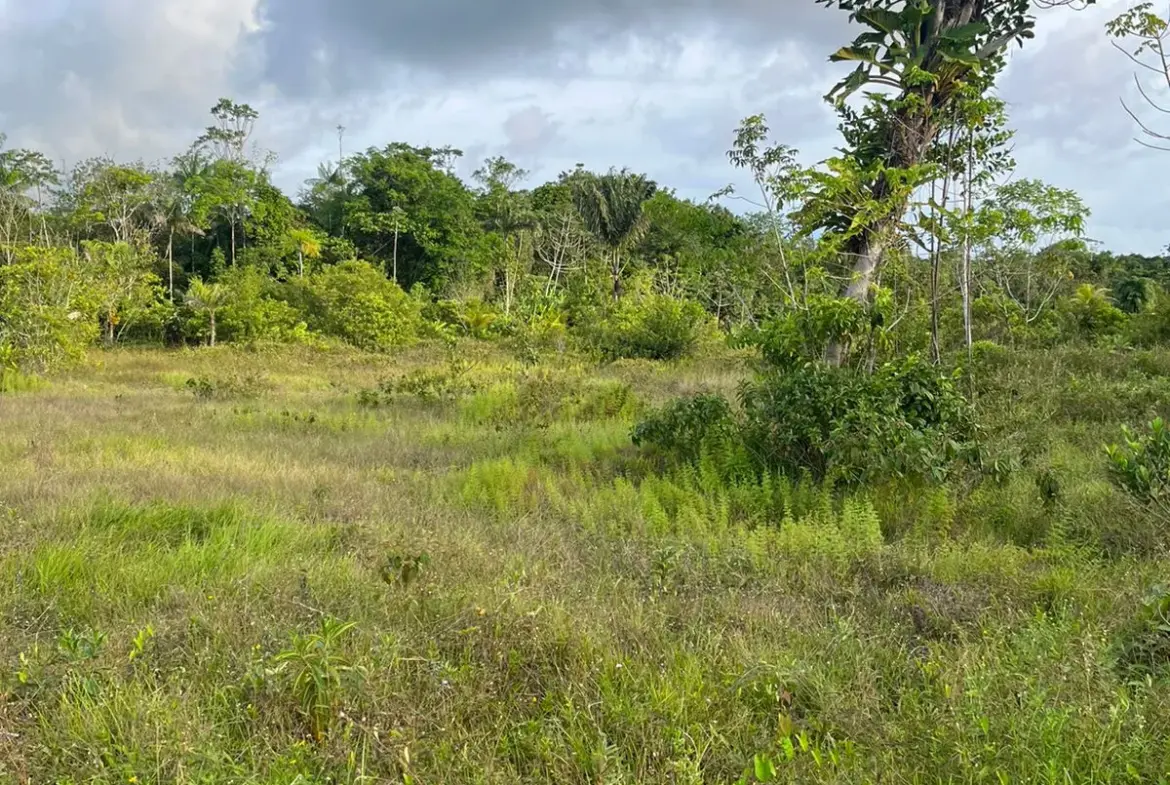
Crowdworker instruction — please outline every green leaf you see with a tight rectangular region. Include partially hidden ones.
[753,754,777,782]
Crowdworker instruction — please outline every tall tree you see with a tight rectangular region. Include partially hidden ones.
[810,0,1095,363]
[198,98,260,163]
[571,168,657,300]
[474,156,535,314]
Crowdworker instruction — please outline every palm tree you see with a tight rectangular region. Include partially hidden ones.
[184,278,230,347]
[287,228,322,277]
[570,168,656,299]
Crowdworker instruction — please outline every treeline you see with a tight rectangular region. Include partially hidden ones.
[2,95,1170,373]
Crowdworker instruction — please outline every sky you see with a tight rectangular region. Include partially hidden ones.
[0,0,1165,253]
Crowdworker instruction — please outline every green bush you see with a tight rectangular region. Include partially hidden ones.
[213,266,310,345]
[290,261,423,351]
[584,293,712,361]
[0,246,99,372]
[632,394,739,465]
[1106,417,1170,512]
[739,356,980,485]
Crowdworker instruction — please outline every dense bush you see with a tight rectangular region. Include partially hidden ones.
[633,355,979,486]
[0,246,100,372]
[211,266,311,345]
[632,394,739,465]
[1106,417,1170,513]
[740,356,980,484]
[287,261,423,351]
[584,292,713,361]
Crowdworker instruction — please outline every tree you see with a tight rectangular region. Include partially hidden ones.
[198,98,259,163]
[473,156,535,314]
[184,278,230,347]
[342,143,487,291]
[287,228,322,277]
[809,0,1096,363]
[531,178,592,294]
[571,168,657,299]
[973,179,1089,329]
[0,137,58,255]
[151,153,209,299]
[1107,4,1170,150]
[82,241,163,345]
[64,158,156,244]
[190,159,258,266]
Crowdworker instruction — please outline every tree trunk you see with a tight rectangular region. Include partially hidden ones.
[230,222,236,266]
[298,248,304,277]
[209,312,217,348]
[826,99,939,367]
[168,229,175,300]
[392,222,399,284]
[962,129,974,361]
[611,250,623,301]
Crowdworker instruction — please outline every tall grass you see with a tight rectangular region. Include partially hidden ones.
[0,343,1167,784]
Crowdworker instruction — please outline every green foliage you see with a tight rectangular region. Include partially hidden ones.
[1113,585,1170,681]
[294,260,423,351]
[340,144,490,291]
[0,246,99,372]
[271,618,366,743]
[583,290,713,361]
[1062,283,1127,339]
[740,356,980,485]
[752,295,871,369]
[632,394,739,466]
[214,266,310,345]
[1106,417,1170,510]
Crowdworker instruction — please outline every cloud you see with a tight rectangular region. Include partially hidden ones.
[251,0,846,97]
[0,0,1167,253]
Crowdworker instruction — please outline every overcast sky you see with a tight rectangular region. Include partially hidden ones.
[0,0,1165,253]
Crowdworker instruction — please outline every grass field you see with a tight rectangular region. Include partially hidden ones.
[1,343,1168,784]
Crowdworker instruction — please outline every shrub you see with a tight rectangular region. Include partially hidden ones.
[0,246,99,372]
[1113,585,1170,680]
[291,261,423,351]
[632,394,739,465]
[1106,417,1170,513]
[584,293,712,361]
[213,266,310,345]
[739,356,980,485]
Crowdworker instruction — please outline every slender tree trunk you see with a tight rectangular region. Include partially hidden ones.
[168,228,175,300]
[298,248,304,277]
[230,221,236,266]
[611,249,623,301]
[392,220,399,284]
[930,126,955,364]
[209,312,217,348]
[962,129,974,361]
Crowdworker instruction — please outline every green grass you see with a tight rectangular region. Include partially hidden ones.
[1,342,1168,784]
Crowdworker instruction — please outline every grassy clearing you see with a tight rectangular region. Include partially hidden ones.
[1,342,1168,784]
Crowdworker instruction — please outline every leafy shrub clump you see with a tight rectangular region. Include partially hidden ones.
[212,266,311,345]
[1106,417,1170,513]
[1113,585,1170,681]
[583,293,713,361]
[741,356,980,485]
[633,356,980,487]
[288,261,423,351]
[632,394,739,465]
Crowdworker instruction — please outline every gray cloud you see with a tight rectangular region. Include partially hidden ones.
[252,0,846,98]
[0,0,260,165]
[0,0,1166,253]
